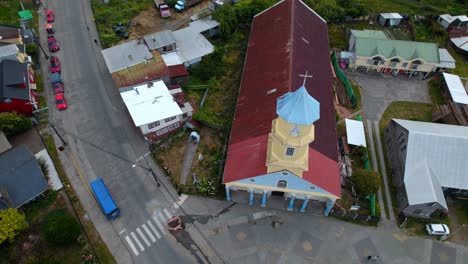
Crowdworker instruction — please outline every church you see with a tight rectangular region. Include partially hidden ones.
[222,0,340,214]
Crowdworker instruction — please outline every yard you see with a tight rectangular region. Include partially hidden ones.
[379,101,433,131]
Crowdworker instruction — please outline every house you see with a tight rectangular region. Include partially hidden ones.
[171,26,214,67]
[378,13,403,27]
[0,24,22,45]
[188,16,220,38]
[119,80,193,141]
[449,28,468,55]
[384,119,468,219]
[223,0,340,214]
[0,59,37,115]
[441,72,468,105]
[143,30,177,54]
[0,145,48,209]
[437,14,468,30]
[0,43,28,63]
[101,39,169,87]
[348,29,441,78]
[435,48,456,72]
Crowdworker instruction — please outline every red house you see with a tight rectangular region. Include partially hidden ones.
[0,60,37,116]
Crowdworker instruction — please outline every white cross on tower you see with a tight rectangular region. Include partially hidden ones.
[299,71,313,86]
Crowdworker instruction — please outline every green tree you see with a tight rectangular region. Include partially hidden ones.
[352,169,380,197]
[213,5,239,39]
[0,112,32,137]
[0,208,28,244]
[42,210,81,246]
[197,178,217,196]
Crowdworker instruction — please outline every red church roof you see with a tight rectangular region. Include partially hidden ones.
[223,0,340,197]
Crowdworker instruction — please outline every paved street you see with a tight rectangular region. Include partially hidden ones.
[37,0,213,263]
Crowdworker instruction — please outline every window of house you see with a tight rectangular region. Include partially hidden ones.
[277,180,287,188]
[147,121,160,129]
[182,113,188,118]
[286,147,295,156]
[402,62,408,67]
[167,122,180,131]
[165,116,176,123]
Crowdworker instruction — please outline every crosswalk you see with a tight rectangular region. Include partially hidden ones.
[123,195,188,256]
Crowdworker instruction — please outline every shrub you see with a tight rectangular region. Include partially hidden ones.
[0,112,32,137]
[0,208,28,244]
[352,169,381,198]
[37,157,49,179]
[42,210,81,246]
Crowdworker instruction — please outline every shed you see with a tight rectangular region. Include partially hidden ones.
[451,36,468,54]
[0,145,48,209]
[442,72,468,105]
[378,13,403,27]
[172,27,214,67]
[345,119,366,147]
[436,48,456,70]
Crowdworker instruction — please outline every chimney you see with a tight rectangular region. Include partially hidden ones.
[134,88,139,94]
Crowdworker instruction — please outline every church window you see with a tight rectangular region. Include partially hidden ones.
[277,180,287,188]
[290,126,299,137]
[286,147,294,156]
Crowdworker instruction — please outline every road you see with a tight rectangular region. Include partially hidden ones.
[38,0,213,263]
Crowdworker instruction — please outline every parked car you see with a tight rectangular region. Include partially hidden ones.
[50,56,61,73]
[52,82,64,94]
[55,93,67,110]
[46,10,55,23]
[426,224,450,235]
[47,35,60,52]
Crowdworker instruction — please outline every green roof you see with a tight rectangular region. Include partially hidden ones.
[18,10,33,20]
[350,29,388,40]
[355,37,440,63]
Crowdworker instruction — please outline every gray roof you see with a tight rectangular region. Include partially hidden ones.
[0,59,30,100]
[393,119,468,209]
[188,17,220,34]
[172,27,214,64]
[0,24,20,41]
[379,13,403,19]
[101,40,153,73]
[143,30,176,51]
[0,131,11,154]
[0,44,18,62]
[0,145,48,209]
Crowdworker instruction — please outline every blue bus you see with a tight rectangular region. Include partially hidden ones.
[90,178,121,219]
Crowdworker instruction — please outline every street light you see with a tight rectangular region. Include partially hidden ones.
[132,155,160,188]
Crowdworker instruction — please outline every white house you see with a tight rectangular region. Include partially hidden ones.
[438,14,468,29]
[378,13,403,27]
[119,80,193,140]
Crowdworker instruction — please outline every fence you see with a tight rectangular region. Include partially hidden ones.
[329,208,380,225]
[331,50,357,108]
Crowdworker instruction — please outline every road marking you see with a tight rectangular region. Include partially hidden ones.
[130,232,145,252]
[146,220,161,239]
[173,202,180,209]
[153,214,167,234]
[118,229,126,235]
[163,208,172,219]
[142,224,156,243]
[125,236,139,256]
[177,194,188,205]
[136,227,151,247]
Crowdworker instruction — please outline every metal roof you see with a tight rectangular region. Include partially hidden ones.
[442,73,468,104]
[345,119,366,147]
[162,52,183,66]
[393,119,468,209]
[437,48,456,69]
[119,81,183,127]
[0,145,48,209]
[143,30,176,51]
[354,32,440,63]
[101,40,153,73]
[276,86,320,125]
[0,44,17,62]
[350,29,388,40]
[188,16,220,34]
[0,131,11,154]
[451,36,468,52]
[223,0,340,197]
[379,13,403,19]
[0,59,30,100]
[172,27,214,64]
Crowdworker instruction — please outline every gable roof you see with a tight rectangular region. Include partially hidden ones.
[442,73,468,104]
[172,27,214,64]
[437,48,456,69]
[379,13,403,19]
[101,40,153,73]
[0,24,21,42]
[0,44,18,62]
[0,59,30,100]
[223,0,340,197]
[393,119,468,208]
[0,145,48,209]
[352,30,440,63]
[188,16,220,34]
[143,30,176,51]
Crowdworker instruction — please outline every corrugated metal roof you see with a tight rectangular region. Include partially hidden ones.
[168,64,188,78]
[345,119,366,147]
[451,36,468,52]
[354,33,440,63]
[0,44,17,62]
[162,52,183,66]
[223,0,340,197]
[172,27,214,64]
[101,40,153,73]
[276,86,320,125]
[0,59,30,100]
[350,29,388,40]
[188,16,220,34]
[437,48,456,69]
[442,73,468,104]
[394,119,468,208]
[143,30,176,51]
[380,13,403,19]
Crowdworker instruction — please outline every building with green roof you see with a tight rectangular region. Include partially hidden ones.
[348,29,442,78]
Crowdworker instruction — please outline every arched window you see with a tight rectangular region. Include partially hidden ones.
[277,180,287,188]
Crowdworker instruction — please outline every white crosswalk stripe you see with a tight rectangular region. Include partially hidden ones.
[136,227,151,247]
[142,224,156,243]
[177,194,188,205]
[131,232,145,252]
[163,208,172,219]
[125,235,139,256]
[172,202,180,209]
[146,220,161,239]
[153,213,167,235]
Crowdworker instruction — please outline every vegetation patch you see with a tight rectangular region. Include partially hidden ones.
[0,112,32,138]
[428,77,445,105]
[42,210,81,247]
[379,101,433,131]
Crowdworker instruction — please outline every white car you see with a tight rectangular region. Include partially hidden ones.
[426,224,450,235]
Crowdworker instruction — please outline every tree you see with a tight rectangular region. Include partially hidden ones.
[351,169,380,197]
[0,208,28,244]
[197,178,217,196]
[213,5,239,39]
[0,112,32,137]
[42,210,81,246]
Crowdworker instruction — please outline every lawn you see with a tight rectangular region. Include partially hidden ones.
[328,24,346,50]
[379,101,433,131]
[359,0,468,15]
[0,0,21,25]
[428,78,445,105]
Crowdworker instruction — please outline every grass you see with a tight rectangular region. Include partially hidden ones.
[379,101,433,131]
[428,78,445,105]
[358,0,468,15]
[447,45,468,76]
[44,134,116,264]
[350,80,362,109]
[36,72,44,93]
[0,0,21,25]
[328,24,346,50]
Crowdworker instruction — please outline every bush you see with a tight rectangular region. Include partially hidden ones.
[0,112,32,137]
[0,208,28,244]
[352,169,381,197]
[42,210,81,246]
[37,157,49,179]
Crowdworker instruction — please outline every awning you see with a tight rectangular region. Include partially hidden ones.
[345,119,366,147]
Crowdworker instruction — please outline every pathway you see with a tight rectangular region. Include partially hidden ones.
[180,140,199,185]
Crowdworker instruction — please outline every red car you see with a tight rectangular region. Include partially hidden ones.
[50,56,61,73]
[55,93,67,110]
[47,35,60,52]
[52,82,64,94]
[46,10,55,23]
